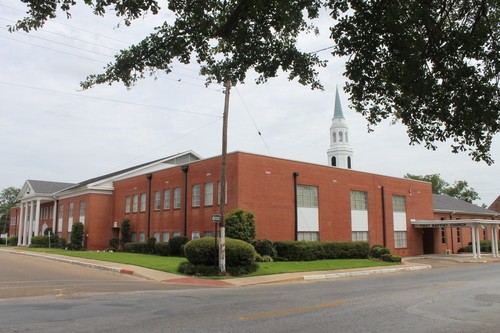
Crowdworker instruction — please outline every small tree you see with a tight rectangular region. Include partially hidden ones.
[70,222,84,250]
[120,219,131,246]
[225,209,256,243]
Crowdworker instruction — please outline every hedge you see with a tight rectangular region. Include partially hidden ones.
[370,245,391,258]
[273,241,369,261]
[178,262,258,276]
[8,236,18,246]
[252,239,275,257]
[168,236,188,256]
[458,241,500,253]
[29,235,59,248]
[155,242,169,256]
[123,242,149,254]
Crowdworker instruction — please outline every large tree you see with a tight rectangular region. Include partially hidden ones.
[404,173,480,203]
[0,187,20,232]
[9,1,499,163]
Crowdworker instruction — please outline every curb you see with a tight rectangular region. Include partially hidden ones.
[0,249,130,275]
[303,264,432,281]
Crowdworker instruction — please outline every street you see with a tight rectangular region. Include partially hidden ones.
[1,252,500,332]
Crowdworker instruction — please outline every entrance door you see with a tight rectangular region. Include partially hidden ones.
[422,228,435,254]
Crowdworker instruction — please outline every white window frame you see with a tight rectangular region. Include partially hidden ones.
[204,182,213,206]
[163,189,171,210]
[132,195,139,213]
[125,196,131,213]
[79,200,86,224]
[174,188,181,209]
[154,191,161,211]
[192,184,201,207]
[140,193,146,212]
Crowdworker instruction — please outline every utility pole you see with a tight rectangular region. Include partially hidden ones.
[219,80,232,274]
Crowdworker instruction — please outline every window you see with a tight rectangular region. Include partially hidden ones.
[204,182,213,206]
[339,131,343,142]
[140,193,146,212]
[332,132,336,142]
[153,232,160,242]
[204,231,214,238]
[192,184,201,207]
[457,227,462,244]
[345,132,348,143]
[79,200,86,224]
[331,156,336,167]
[392,195,406,212]
[297,232,319,241]
[132,195,139,213]
[352,231,369,242]
[350,191,367,210]
[394,231,407,248]
[68,202,74,229]
[441,227,446,244]
[57,204,64,234]
[191,231,200,240]
[347,156,352,169]
[217,181,227,205]
[154,191,161,210]
[174,188,181,209]
[297,185,318,208]
[483,227,487,240]
[162,232,170,242]
[131,232,137,242]
[173,231,181,237]
[125,196,131,213]
[163,189,171,210]
[139,232,145,242]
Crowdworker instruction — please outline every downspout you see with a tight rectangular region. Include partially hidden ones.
[146,173,153,239]
[449,211,455,254]
[381,186,387,247]
[293,172,300,241]
[181,165,189,237]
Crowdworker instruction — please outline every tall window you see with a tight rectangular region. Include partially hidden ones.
[392,195,407,248]
[163,189,171,210]
[350,191,368,241]
[331,156,336,167]
[79,200,86,224]
[68,202,74,228]
[339,131,343,142]
[57,204,64,235]
[140,193,146,212]
[154,191,161,210]
[440,227,446,244]
[297,185,319,241]
[174,188,181,209]
[347,156,352,169]
[457,227,461,244]
[204,182,213,206]
[132,194,139,213]
[332,132,336,142]
[192,184,201,207]
[297,185,318,208]
[125,196,131,213]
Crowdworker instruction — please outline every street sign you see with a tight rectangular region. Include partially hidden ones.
[0,233,7,239]
[211,214,221,223]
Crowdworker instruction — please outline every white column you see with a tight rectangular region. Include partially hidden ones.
[17,203,24,245]
[52,200,57,233]
[493,225,499,258]
[34,199,41,236]
[22,202,29,246]
[471,225,477,259]
[476,225,482,259]
[27,201,35,245]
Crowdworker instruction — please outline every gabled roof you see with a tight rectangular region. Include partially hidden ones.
[433,194,498,217]
[26,180,75,195]
[488,195,500,213]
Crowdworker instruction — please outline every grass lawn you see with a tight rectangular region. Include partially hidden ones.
[14,247,398,278]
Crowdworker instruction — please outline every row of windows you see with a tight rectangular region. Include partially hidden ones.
[332,131,348,143]
[125,182,226,213]
[131,231,215,243]
[299,230,406,248]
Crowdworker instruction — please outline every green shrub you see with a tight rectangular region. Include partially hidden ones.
[256,255,273,262]
[147,237,157,254]
[120,219,131,246]
[183,237,257,267]
[458,245,472,253]
[109,237,119,251]
[178,261,258,276]
[168,236,188,256]
[252,239,275,257]
[7,236,18,246]
[459,241,500,253]
[29,235,59,248]
[370,245,391,258]
[123,242,149,254]
[58,237,67,249]
[273,241,369,261]
[380,253,402,263]
[225,208,256,243]
[69,222,84,250]
[155,242,169,256]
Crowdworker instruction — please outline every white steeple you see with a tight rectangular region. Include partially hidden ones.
[327,87,353,169]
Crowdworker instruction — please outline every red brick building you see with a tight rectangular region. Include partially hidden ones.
[10,151,499,257]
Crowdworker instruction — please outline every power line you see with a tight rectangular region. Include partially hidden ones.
[0,81,221,118]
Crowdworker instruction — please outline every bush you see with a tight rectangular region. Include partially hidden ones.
[120,219,131,246]
[7,236,18,246]
[69,222,84,250]
[252,239,275,257]
[225,208,256,243]
[155,242,169,256]
[178,261,258,277]
[380,253,402,263]
[370,245,391,258]
[29,235,59,248]
[58,237,67,249]
[183,237,257,269]
[273,241,370,261]
[459,241,500,253]
[168,236,188,256]
[256,255,273,262]
[109,237,120,251]
[147,237,157,254]
[123,242,149,254]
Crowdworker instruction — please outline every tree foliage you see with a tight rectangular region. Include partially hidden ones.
[120,218,131,245]
[404,173,480,203]
[9,1,499,163]
[0,187,20,232]
[225,208,256,243]
[70,222,85,250]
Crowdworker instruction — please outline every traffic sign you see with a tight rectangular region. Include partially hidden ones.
[211,214,221,223]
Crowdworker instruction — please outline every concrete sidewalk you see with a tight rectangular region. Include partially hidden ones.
[3,248,473,287]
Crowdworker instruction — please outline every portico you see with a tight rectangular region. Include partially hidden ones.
[412,219,500,259]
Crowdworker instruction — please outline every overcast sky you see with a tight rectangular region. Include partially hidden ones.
[1,1,498,206]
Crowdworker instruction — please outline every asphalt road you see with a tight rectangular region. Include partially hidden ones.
[1,252,499,333]
[0,251,207,299]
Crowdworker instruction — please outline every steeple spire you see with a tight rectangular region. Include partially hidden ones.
[327,86,353,169]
